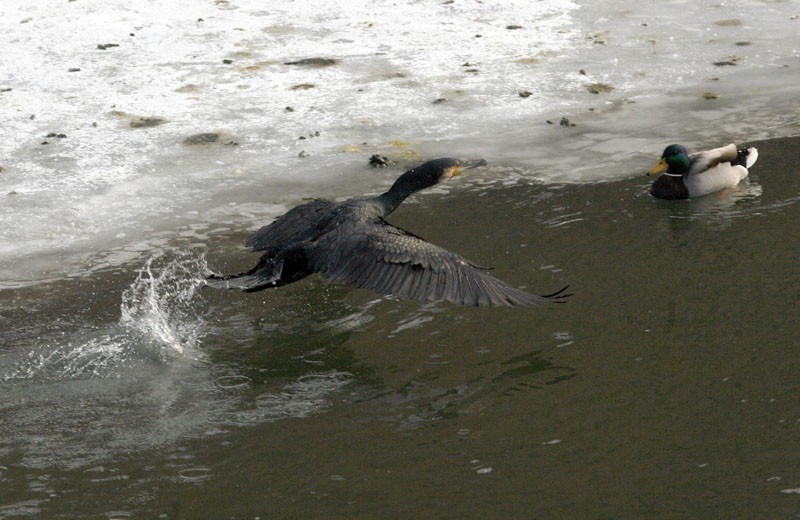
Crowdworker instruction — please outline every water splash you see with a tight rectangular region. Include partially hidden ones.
[119,251,208,356]
[0,251,208,384]
[0,249,360,476]
[2,333,131,382]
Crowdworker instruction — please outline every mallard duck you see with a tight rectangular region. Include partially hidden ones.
[207,158,569,306]
[648,143,758,199]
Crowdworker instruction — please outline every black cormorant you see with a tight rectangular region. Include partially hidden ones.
[207,158,567,306]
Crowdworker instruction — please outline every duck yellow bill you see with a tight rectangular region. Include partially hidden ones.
[648,158,668,176]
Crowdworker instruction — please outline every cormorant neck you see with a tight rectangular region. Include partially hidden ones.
[376,168,431,216]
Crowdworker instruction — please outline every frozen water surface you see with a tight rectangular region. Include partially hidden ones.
[1,0,799,285]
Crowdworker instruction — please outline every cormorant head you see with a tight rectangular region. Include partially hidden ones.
[379,158,486,215]
[648,144,690,176]
[401,158,487,190]
[380,157,487,214]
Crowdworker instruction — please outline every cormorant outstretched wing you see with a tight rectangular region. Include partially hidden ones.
[245,199,336,254]
[307,220,551,307]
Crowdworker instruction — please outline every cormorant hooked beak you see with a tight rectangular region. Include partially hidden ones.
[452,158,488,177]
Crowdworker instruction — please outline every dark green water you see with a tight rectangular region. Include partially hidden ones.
[1,137,799,518]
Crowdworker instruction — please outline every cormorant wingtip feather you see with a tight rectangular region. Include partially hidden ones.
[541,284,572,301]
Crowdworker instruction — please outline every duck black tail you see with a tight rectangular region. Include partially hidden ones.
[734,147,759,169]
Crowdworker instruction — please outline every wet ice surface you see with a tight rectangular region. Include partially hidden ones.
[1,0,799,285]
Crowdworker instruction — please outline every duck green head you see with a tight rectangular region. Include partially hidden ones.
[649,144,690,176]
